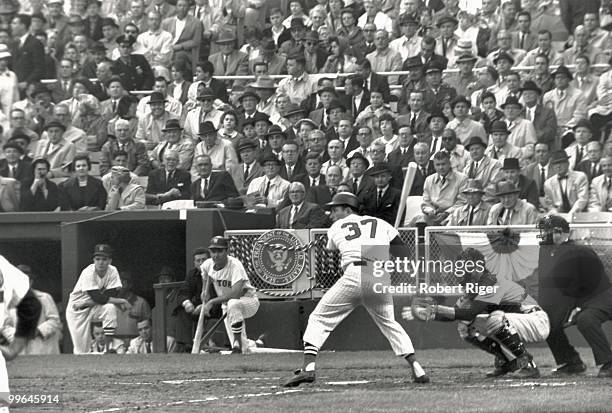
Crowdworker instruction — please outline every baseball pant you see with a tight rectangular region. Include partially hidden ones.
[222,296,260,353]
[575,288,612,365]
[540,287,582,365]
[66,303,118,354]
[469,310,550,343]
[303,265,415,356]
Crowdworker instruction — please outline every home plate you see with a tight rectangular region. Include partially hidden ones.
[326,380,371,386]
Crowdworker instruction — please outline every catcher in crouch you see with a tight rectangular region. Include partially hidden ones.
[404,248,550,378]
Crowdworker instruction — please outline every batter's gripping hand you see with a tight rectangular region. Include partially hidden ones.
[408,297,437,322]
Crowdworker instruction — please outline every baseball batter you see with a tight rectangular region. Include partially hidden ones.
[200,236,259,354]
[284,192,429,387]
[404,248,549,378]
[0,255,42,411]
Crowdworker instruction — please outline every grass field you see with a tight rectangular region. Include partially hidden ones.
[7,348,612,412]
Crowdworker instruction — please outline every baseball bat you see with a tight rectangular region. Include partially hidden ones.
[395,162,418,228]
[191,275,211,354]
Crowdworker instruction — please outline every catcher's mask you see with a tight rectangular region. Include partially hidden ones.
[455,248,486,285]
[536,215,570,244]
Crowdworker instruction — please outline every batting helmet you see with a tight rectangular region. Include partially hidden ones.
[208,236,229,249]
[326,192,359,210]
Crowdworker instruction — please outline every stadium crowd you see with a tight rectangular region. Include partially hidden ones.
[0,0,610,228]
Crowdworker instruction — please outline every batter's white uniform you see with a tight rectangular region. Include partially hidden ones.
[0,256,33,412]
[201,256,260,350]
[303,214,415,356]
[66,264,122,354]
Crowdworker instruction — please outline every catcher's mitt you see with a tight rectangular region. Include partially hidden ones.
[402,297,437,322]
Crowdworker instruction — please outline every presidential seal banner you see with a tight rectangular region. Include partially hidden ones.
[251,230,308,287]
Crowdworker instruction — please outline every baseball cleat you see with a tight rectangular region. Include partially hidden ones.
[283,369,316,387]
[413,374,430,384]
[515,362,540,379]
[486,355,511,377]
[552,361,587,376]
[597,362,612,378]
[231,340,242,354]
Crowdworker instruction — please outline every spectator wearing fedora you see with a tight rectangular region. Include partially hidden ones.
[277,48,318,105]
[228,138,264,195]
[276,181,329,229]
[135,91,176,151]
[484,120,523,164]
[588,156,612,212]
[208,30,249,85]
[32,119,76,178]
[237,90,266,131]
[136,77,183,120]
[499,157,540,208]
[444,54,478,97]
[145,148,191,205]
[20,158,60,212]
[462,136,502,204]
[363,163,401,224]
[421,150,467,225]
[183,87,223,143]
[446,95,487,146]
[192,120,237,173]
[565,119,596,170]
[446,178,490,226]
[501,96,537,160]
[112,35,154,91]
[251,76,279,118]
[301,31,326,74]
[543,150,589,214]
[0,141,32,185]
[261,124,287,163]
[520,80,558,149]
[160,0,202,68]
[389,14,422,62]
[434,15,460,63]
[279,18,308,55]
[486,180,538,225]
[249,39,287,76]
[150,119,194,171]
[246,154,290,208]
[542,65,588,147]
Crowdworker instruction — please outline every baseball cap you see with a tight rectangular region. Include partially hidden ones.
[93,244,112,258]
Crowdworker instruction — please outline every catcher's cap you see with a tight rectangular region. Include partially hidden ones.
[326,192,359,210]
[208,236,229,249]
[93,244,112,258]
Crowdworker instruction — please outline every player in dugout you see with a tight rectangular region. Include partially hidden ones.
[403,248,549,378]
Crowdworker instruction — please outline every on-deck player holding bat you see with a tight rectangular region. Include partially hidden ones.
[284,192,429,387]
[404,248,549,378]
[0,256,42,411]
